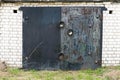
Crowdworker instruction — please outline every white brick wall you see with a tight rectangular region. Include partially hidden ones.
[0,2,120,67]
[102,3,120,66]
[0,4,22,67]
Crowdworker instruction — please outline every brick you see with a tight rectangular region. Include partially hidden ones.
[0,5,22,68]
[99,4,120,66]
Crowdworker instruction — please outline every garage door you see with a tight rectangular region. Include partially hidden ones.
[20,7,102,70]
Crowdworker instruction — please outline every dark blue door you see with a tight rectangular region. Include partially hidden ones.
[21,7,61,69]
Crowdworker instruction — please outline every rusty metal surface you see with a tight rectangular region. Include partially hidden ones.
[21,7,102,70]
[61,7,102,69]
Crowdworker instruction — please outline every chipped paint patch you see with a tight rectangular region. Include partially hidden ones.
[61,7,102,69]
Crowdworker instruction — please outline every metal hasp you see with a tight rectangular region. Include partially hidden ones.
[20,7,102,70]
[61,7,102,70]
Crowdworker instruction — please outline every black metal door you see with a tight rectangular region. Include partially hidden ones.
[21,7,61,69]
[60,7,102,70]
[21,7,102,70]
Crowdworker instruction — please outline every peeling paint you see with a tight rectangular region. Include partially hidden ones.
[21,7,102,70]
[61,7,102,69]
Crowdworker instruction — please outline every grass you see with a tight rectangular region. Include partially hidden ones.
[7,68,22,75]
[0,66,120,80]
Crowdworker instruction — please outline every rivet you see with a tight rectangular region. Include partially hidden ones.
[58,53,64,61]
[67,29,73,36]
[59,21,65,28]
[95,60,98,64]
[88,52,91,55]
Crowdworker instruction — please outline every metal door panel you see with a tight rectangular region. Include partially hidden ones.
[61,7,102,70]
[21,7,61,69]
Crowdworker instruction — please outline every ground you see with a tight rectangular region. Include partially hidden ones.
[0,66,120,80]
